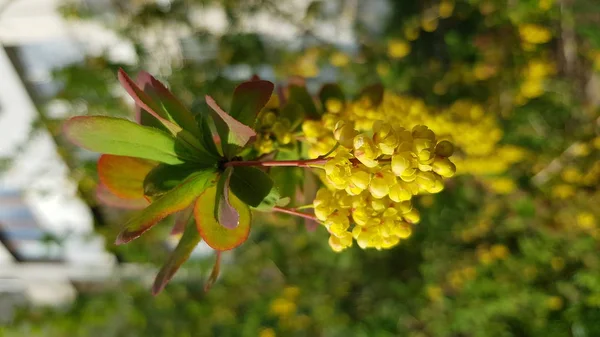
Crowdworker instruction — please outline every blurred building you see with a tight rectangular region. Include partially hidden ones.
[0,0,120,321]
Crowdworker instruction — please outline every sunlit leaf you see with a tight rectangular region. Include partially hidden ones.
[98,155,157,199]
[229,166,275,208]
[205,95,256,159]
[195,185,251,251]
[152,217,202,295]
[96,183,149,210]
[229,80,274,127]
[63,116,186,165]
[143,163,204,197]
[115,169,218,245]
[288,84,320,119]
[215,167,239,229]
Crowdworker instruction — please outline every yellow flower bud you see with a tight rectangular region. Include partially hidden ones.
[435,140,455,157]
[329,232,352,252]
[392,222,412,239]
[391,152,414,176]
[389,182,412,202]
[302,120,324,139]
[322,113,340,131]
[369,170,396,198]
[403,208,420,224]
[325,98,344,114]
[353,134,380,168]
[334,121,358,148]
[373,120,399,155]
[352,207,371,226]
[432,157,456,178]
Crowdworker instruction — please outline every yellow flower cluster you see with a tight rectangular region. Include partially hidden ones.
[304,92,526,197]
[309,117,456,251]
[254,96,296,155]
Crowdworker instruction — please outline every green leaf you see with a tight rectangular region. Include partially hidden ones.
[63,116,185,165]
[288,84,320,119]
[143,163,203,197]
[195,185,251,251]
[215,167,239,229]
[319,83,345,112]
[152,216,201,295]
[229,80,274,127]
[206,95,256,159]
[115,169,218,244]
[358,83,384,107]
[98,154,157,199]
[252,185,281,211]
[191,101,222,157]
[229,166,275,208]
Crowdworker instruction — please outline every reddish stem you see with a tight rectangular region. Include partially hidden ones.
[272,206,320,222]
[224,158,329,168]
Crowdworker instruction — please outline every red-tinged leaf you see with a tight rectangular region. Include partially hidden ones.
[194,185,251,251]
[215,167,239,229]
[96,183,149,210]
[152,217,202,295]
[171,205,193,235]
[137,71,202,136]
[230,80,274,127]
[63,116,186,165]
[205,95,256,159]
[98,155,157,199]
[204,251,222,292]
[120,69,216,163]
[119,69,172,128]
[115,169,218,245]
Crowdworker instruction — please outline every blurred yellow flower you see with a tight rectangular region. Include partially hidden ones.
[259,328,276,337]
[546,296,563,310]
[330,51,350,67]
[488,177,516,194]
[520,79,544,99]
[519,24,552,44]
[270,298,296,317]
[577,212,596,229]
[426,285,443,301]
[388,39,411,59]
[422,16,439,32]
[539,0,554,10]
[439,0,455,18]
[552,184,575,199]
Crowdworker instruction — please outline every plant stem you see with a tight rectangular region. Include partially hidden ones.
[272,206,319,222]
[224,158,329,168]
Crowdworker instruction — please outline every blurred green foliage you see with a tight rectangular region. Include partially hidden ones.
[4,0,600,336]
